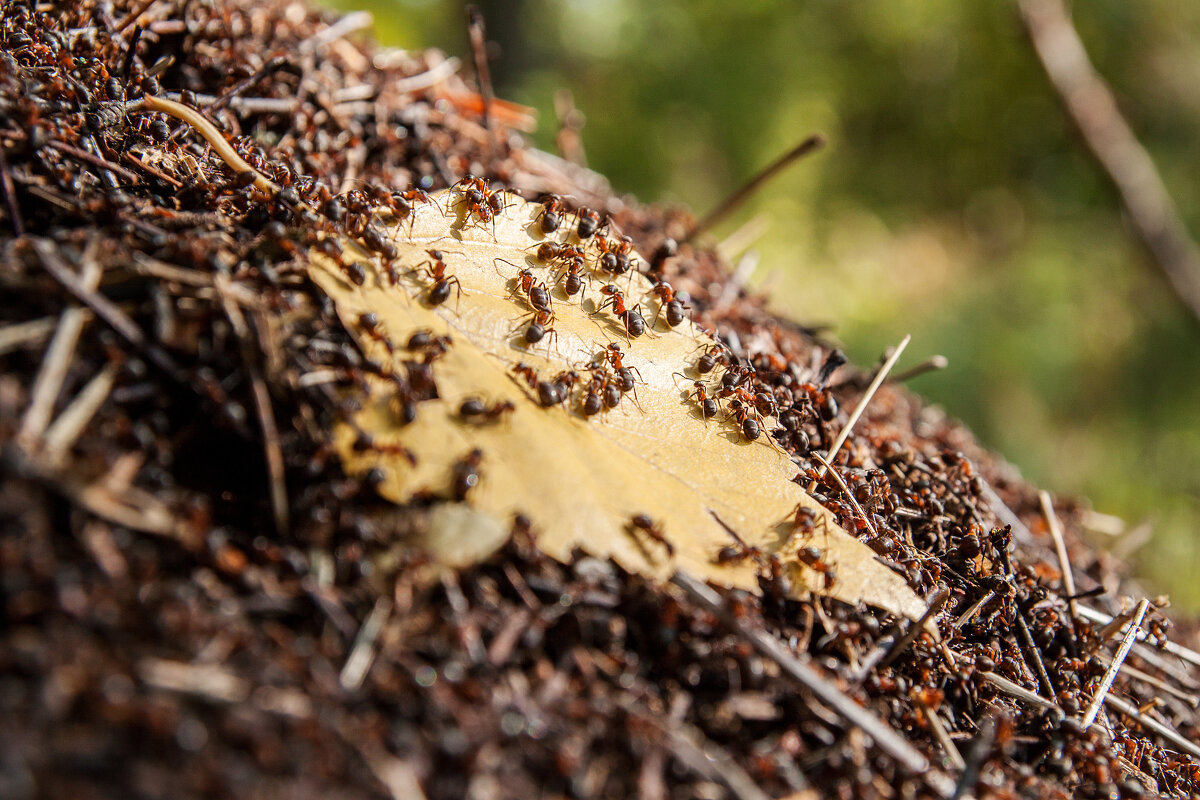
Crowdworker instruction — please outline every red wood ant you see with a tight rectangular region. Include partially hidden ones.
[796,544,838,589]
[594,284,649,340]
[575,207,602,239]
[356,312,393,354]
[535,194,566,234]
[695,342,730,374]
[672,376,719,424]
[650,280,688,328]
[411,249,463,308]
[557,255,586,298]
[406,329,452,363]
[458,397,516,424]
[593,234,633,276]
[629,513,673,557]
[451,175,507,236]
[512,362,567,407]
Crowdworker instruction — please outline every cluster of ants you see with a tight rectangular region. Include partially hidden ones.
[510,342,644,417]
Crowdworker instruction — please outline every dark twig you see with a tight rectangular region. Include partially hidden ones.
[1015,610,1058,699]
[684,134,825,243]
[465,7,493,132]
[671,571,934,778]
[950,717,996,800]
[47,139,142,185]
[0,142,23,236]
[871,586,950,674]
[1018,0,1200,327]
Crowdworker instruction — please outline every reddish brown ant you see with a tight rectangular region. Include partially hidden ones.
[458,397,516,424]
[512,362,566,407]
[695,342,730,374]
[593,234,633,276]
[650,280,689,328]
[557,255,586,298]
[356,312,393,354]
[532,240,585,266]
[629,513,673,557]
[405,329,452,363]
[672,374,720,424]
[575,207,602,239]
[795,544,838,589]
[593,284,649,340]
[411,249,463,308]
[451,175,506,236]
[535,194,566,234]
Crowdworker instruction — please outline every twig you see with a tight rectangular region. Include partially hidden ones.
[1018,0,1200,326]
[31,239,184,381]
[298,10,373,55]
[465,6,493,132]
[1104,693,1200,761]
[1097,653,1199,709]
[671,571,933,776]
[116,0,157,33]
[19,247,102,446]
[685,134,825,242]
[1076,604,1200,671]
[950,717,996,800]
[0,316,57,356]
[1082,598,1150,728]
[811,452,877,537]
[977,478,1035,546]
[41,364,118,463]
[0,141,22,235]
[391,57,461,96]
[872,587,951,673]
[888,355,948,384]
[46,140,141,184]
[1038,491,1077,616]
[129,95,279,194]
[1015,610,1057,698]
[339,597,393,691]
[166,55,290,143]
[918,694,965,771]
[814,334,910,484]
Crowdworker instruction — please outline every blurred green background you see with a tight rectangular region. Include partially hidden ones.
[326,0,1200,608]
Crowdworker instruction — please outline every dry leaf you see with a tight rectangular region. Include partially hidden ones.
[306,191,925,620]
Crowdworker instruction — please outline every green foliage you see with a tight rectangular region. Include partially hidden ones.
[326,0,1200,607]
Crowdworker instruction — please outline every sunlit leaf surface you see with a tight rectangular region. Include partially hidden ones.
[307,191,925,620]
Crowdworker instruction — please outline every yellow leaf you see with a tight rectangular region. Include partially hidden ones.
[306,191,926,620]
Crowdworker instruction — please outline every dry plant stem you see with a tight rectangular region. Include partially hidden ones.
[1076,604,1200,671]
[918,695,965,771]
[131,95,280,194]
[47,140,142,184]
[1018,0,1200,326]
[870,587,951,674]
[811,452,877,536]
[392,57,461,95]
[41,364,118,463]
[1039,490,1077,616]
[888,355,948,384]
[1099,654,1200,708]
[19,252,102,446]
[0,316,57,356]
[950,717,996,800]
[465,7,493,132]
[955,590,996,629]
[1103,694,1200,761]
[339,597,393,691]
[814,334,910,485]
[671,572,933,777]
[0,141,23,235]
[977,478,1035,546]
[1015,610,1058,698]
[1082,597,1150,728]
[685,134,825,243]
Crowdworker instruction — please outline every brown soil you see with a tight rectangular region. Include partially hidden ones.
[1,2,1197,799]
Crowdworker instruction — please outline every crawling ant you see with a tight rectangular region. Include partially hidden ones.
[727,399,763,442]
[594,284,649,340]
[459,397,516,424]
[451,448,484,500]
[535,194,566,234]
[650,280,688,328]
[532,241,584,266]
[593,234,633,276]
[629,513,673,557]
[557,256,586,298]
[695,342,730,375]
[357,312,392,353]
[576,207,602,239]
[406,329,452,362]
[674,377,719,424]
[352,431,417,466]
[512,269,553,315]
[512,362,566,407]
[412,249,463,308]
[795,544,838,589]
[451,175,507,235]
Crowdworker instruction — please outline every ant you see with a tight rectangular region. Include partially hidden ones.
[510,270,558,349]
[695,342,730,375]
[594,343,643,405]
[594,284,649,340]
[535,194,566,234]
[451,175,507,235]
[412,249,463,308]
[451,448,484,500]
[512,362,566,407]
[351,431,417,466]
[710,512,770,567]
[593,234,633,276]
[356,312,393,354]
[406,329,452,363]
[629,513,673,558]
[383,187,434,236]
[580,370,610,416]
[556,255,586,298]
[795,544,838,589]
[650,280,688,328]
[673,376,719,424]
[727,398,764,443]
[575,207,602,239]
[532,241,585,266]
[459,397,516,424]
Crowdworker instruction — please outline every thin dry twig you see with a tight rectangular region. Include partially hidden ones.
[339,597,393,691]
[1039,491,1077,616]
[1082,598,1150,728]
[1018,0,1200,326]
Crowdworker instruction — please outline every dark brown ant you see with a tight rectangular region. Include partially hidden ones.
[412,249,463,308]
[532,240,585,266]
[451,448,484,500]
[557,256,586,298]
[352,431,417,466]
[406,329,452,363]
[650,280,689,328]
[594,284,648,339]
[629,513,673,557]
[695,342,730,374]
[711,513,769,566]
[796,544,838,589]
[580,370,607,416]
[575,207,601,239]
[593,234,633,276]
[535,194,565,234]
[459,397,516,424]
[672,376,719,424]
[451,175,506,235]
[727,399,762,442]
[383,187,433,234]
[357,312,392,353]
[512,362,566,407]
